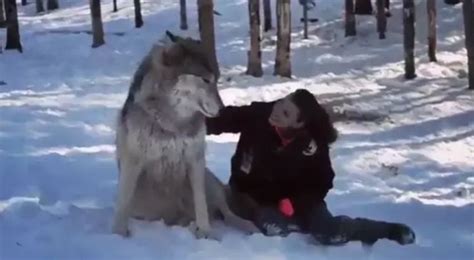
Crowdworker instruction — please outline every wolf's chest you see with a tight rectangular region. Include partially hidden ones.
[146,133,205,162]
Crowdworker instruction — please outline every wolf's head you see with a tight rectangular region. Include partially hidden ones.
[147,31,224,118]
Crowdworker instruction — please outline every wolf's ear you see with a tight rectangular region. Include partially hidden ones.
[166,30,178,42]
[152,43,185,67]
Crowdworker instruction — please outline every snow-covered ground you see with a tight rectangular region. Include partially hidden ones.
[0,0,473,259]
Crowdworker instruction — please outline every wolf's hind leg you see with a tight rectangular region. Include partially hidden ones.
[204,168,259,234]
[112,156,143,237]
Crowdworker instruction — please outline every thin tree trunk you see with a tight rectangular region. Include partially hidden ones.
[4,0,22,52]
[21,0,27,6]
[0,0,6,28]
[463,0,473,90]
[89,0,105,48]
[180,0,188,30]
[274,0,291,77]
[355,0,372,15]
[303,0,308,39]
[134,0,143,28]
[376,0,386,39]
[263,0,272,32]
[345,0,356,37]
[427,0,437,62]
[47,0,58,10]
[246,0,262,77]
[403,0,416,79]
[36,0,44,13]
[113,0,117,12]
[198,0,219,79]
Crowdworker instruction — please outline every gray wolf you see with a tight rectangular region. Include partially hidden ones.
[112,31,257,239]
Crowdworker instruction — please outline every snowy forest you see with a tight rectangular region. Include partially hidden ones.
[0,0,473,259]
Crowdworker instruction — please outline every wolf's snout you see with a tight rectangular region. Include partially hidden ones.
[200,90,223,117]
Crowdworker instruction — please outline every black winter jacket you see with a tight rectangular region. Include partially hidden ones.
[206,102,335,215]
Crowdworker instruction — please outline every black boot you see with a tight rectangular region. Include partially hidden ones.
[387,223,416,245]
[346,218,416,246]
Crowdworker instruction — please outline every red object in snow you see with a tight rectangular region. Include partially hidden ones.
[279,198,294,217]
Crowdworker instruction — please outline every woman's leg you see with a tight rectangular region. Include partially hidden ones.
[306,201,416,245]
[226,187,260,221]
[226,188,297,236]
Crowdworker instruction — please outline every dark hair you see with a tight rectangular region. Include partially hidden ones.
[291,89,338,145]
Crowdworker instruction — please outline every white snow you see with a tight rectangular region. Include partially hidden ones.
[1,0,473,259]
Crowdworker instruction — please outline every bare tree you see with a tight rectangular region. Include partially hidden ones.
[463,0,473,90]
[246,0,262,77]
[376,0,386,39]
[36,0,44,13]
[180,0,188,30]
[47,0,58,10]
[403,0,416,79]
[345,0,356,37]
[134,0,143,28]
[355,0,372,15]
[113,0,117,12]
[303,0,308,39]
[274,0,291,77]
[0,0,5,28]
[427,0,437,62]
[198,0,219,78]
[263,0,272,32]
[4,0,22,52]
[89,0,105,48]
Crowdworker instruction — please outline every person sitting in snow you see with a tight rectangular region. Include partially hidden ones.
[206,89,415,246]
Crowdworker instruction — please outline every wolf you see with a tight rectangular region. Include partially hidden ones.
[112,31,258,239]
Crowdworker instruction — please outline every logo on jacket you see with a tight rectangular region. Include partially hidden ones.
[240,149,253,174]
[302,139,317,156]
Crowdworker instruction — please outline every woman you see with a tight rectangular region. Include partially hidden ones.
[206,89,415,246]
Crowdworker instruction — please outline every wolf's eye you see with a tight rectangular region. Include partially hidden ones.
[201,77,210,84]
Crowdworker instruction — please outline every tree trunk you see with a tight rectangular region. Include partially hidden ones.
[403,0,416,79]
[47,0,58,10]
[198,0,219,79]
[4,0,22,52]
[134,0,143,28]
[376,0,386,39]
[345,0,356,37]
[463,0,473,90]
[113,0,117,12]
[0,0,6,28]
[274,0,291,77]
[355,0,372,15]
[427,0,437,62]
[263,0,272,32]
[89,0,105,48]
[21,0,27,6]
[36,0,44,13]
[180,0,188,30]
[303,0,308,39]
[246,0,263,77]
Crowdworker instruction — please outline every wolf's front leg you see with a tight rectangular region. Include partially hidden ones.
[188,159,216,240]
[112,156,142,237]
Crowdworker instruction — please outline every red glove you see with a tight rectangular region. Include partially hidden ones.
[278,198,294,217]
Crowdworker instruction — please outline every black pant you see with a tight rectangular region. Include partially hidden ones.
[229,190,395,245]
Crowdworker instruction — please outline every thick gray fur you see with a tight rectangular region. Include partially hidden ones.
[113,32,258,239]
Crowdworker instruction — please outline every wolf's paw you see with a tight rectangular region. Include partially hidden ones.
[189,222,221,241]
[241,220,259,235]
[112,223,131,237]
